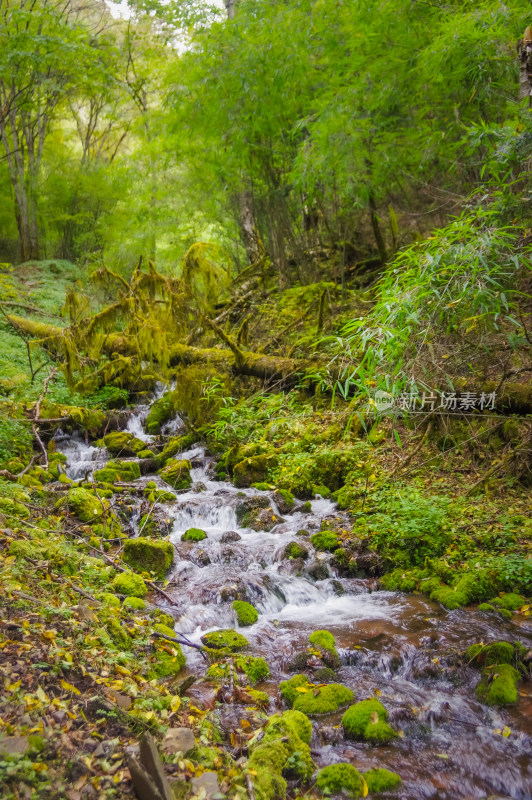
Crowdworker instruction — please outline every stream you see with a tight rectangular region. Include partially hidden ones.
[54,391,532,800]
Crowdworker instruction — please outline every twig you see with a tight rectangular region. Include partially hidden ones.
[246,773,256,800]
[151,630,207,659]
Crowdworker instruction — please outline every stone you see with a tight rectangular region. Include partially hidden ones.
[221,530,241,543]
[162,727,195,755]
[0,735,29,756]
[191,772,220,799]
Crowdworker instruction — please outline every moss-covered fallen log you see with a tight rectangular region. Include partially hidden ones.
[7,314,532,414]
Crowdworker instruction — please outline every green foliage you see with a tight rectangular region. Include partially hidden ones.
[310,532,339,553]
[0,417,32,469]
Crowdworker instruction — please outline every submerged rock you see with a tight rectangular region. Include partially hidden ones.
[201,629,249,651]
[221,530,241,543]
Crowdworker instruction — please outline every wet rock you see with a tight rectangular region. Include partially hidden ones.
[220,584,248,602]
[235,495,270,522]
[318,725,342,745]
[103,431,145,457]
[233,454,278,488]
[221,530,241,543]
[238,501,284,531]
[305,559,330,581]
[159,459,192,491]
[138,506,173,537]
[283,541,309,560]
[191,772,220,798]
[194,549,211,567]
[123,537,174,580]
[278,556,305,576]
[0,736,29,756]
[273,489,295,514]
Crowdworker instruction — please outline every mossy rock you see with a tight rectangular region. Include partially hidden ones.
[62,487,109,522]
[158,433,198,465]
[233,600,258,626]
[233,454,278,488]
[466,641,515,666]
[105,617,132,650]
[112,572,148,597]
[342,699,397,743]
[151,638,186,677]
[100,592,120,607]
[476,663,520,706]
[181,527,207,542]
[283,541,309,560]
[122,537,174,579]
[308,630,341,668]
[364,767,402,792]
[247,709,314,800]
[201,629,249,651]
[280,674,354,716]
[103,431,145,457]
[491,593,526,611]
[138,449,155,459]
[0,497,30,519]
[145,392,175,434]
[311,531,339,552]
[159,459,192,491]
[273,489,295,514]
[94,459,141,484]
[316,764,364,797]
[240,655,270,684]
[123,596,146,611]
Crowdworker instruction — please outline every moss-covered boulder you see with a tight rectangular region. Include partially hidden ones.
[342,699,397,744]
[123,596,146,611]
[181,527,207,542]
[247,710,314,800]
[280,674,354,716]
[150,623,186,677]
[236,498,283,531]
[122,537,174,579]
[94,459,141,484]
[466,641,515,666]
[145,392,175,434]
[308,630,341,668]
[491,593,526,611]
[283,541,309,560]
[476,663,520,706]
[273,489,295,514]
[63,487,109,522]
[159,459,192,491]
[157,433,198,466]
[316,764,364,797]
[112,571,148,597]
[207,654,270,685]
[105,616,132,650]
[233,454,278,488]
[364,768,402,792]
[311,531,339,552]
[103,431,145,457]
[233,600,258,626]
[201,629,249,651]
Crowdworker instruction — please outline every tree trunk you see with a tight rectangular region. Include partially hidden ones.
[368,190,387,265]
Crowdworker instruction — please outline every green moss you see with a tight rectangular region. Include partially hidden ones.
[342,700,397,743]
[112,572,148,597]
[138,449,155,459]
[314,667,336,682]
[181,527,207,542]
[273,488,295,511]
[0,496,29,519]
[201,629,249,651]
[313,484,331,498]
[145,392,175,434]
[189,746,225,769]
[251,482,271,490]
[478,603,494,611]
[159,459,192,490]
[364,768,402,792]
[233,454,278,488]
[283,541,308,560]
[280,674,354,716]
[491,593,526,611]
[105,616,132,650]
[123,596,146,611]
[476,663,520,706]
[158,433,198,465]
[316,764,364,797]
[151,638,186,677]
[300,501,312,513]
[122,537,174,579]
[62,487,108,522]
[242,656,270,684]
[311,531,339,552]
[100,592,120,607]
[103,431,145,456]
[233,600,259,626]
[309,630,336,654]
[94,459,141,483]
[466,641,515,666]
[247,709,314,800]
[247,688,270,706]
[293,683,354,716]
[147,489,176,503]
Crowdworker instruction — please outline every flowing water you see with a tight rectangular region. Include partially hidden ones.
[55,392,532,800]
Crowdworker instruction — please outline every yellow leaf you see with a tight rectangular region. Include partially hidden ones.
[60,679,81,695]
[170,696,181,712]
[373,688,381,696]
[295,687,309,693]
[36,686,48,703]
[362,777,368,798]
[7,680,21,692]
[502,726,511,738]
[241,719,251,729]
[144,711,154,720]
[42,630,56,640]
